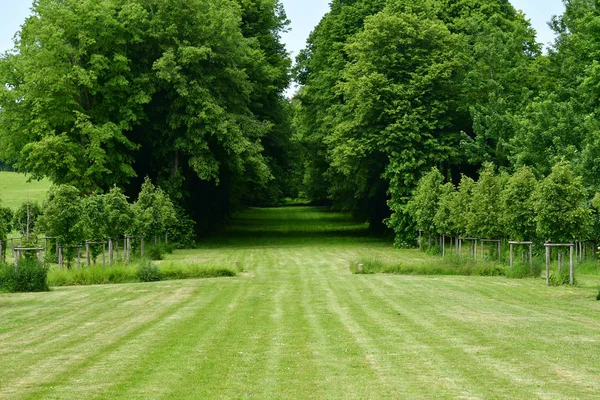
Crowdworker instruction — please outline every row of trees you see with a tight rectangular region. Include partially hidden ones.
[407,161,594,245]
[0,178,194,262]
[293,0,600,244]
[0,0,299,235]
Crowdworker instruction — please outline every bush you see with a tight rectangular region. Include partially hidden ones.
[137,259,162,282]
[0,259,49,293]
[146,245,164,261]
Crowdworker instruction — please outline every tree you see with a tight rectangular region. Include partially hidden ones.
[451,175,475,238]
[468,163,503,239]
[534,161,591,242]
[12,201,42,240]
[434,182,458,238]
[0,201,11,246]
[500,165,537,241]
[0,0,292,234]
[36,185,84,265]
[132,177,176,245]
[103,186,133,240]
[406,168,445,241]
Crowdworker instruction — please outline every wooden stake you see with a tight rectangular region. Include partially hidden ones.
[545,243,550,286]
[529,243,533,275]
[570,244,574,285]
[509,243,513,270]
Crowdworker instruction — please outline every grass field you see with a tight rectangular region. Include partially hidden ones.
[0,171,51,210]
[1,206,600,398]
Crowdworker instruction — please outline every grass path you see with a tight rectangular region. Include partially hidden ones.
[1,207,600,398]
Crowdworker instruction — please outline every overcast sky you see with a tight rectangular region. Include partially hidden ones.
[1,0,566,94]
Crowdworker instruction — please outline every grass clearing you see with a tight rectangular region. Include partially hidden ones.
[0,171,51,210]
[1,206,600,398]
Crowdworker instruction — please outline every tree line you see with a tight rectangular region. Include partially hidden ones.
[0,178,193,264]
[0,0,299,235]
[293,0,600,243]
[408,161,596,248]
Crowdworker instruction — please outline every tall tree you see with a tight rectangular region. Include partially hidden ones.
[0,0,292,233]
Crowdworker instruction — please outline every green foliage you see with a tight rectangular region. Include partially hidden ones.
[12,201,42,238]
[103,186,133,239]
[451,175,475,237]
[37,185,84,247]
[132,177,177,241]
[0,0,292,234]
[146,245,164,261]
[534,162,591,242]
[500,165,537,241]
[405,168,445,236]
[137,259,162,282]
[434,182,457,236]
[0,201,11,241]
[0,259,49,293]
[468,163,503,238]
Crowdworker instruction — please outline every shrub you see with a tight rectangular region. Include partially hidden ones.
[137,259,162,282]
[0,259,49,293]
[146,245,164,261]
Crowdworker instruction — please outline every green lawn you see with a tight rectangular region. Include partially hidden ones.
[1,206,600,399]
[0,171,51,210]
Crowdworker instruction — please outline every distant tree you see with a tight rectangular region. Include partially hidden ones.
[12,201,42,240]
[103,186,133,241]
[451,175,475,238]
[468,163,503,239]
[0,201,11,245]
[434,182,457,239]
[534,162,591,242]
[406,168,445,242]
[500,166,537,241]
[37,185,83,265]
[132,178,177,245]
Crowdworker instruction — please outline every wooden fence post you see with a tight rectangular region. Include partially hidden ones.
[77,246,81,269]
[529,243,533,275]
[509,243,513,270]
[58,245,63,268]
[86,241,91,267]
[570,244,574,285]
[545,242,550,286]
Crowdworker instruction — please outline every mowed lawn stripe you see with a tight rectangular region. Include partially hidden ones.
[1,281,222,399]
[366,275,600,398]
[1,206,600,399]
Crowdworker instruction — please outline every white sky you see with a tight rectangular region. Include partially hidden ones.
[1,0,566,96]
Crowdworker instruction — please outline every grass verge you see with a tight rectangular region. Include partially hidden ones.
[48,260,236,286]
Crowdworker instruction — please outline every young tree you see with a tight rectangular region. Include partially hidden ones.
[12,201,42,240]
[132,178,177,248]
[468,163,503,239]
[36,185,84,265]
[534,161,591,242]
[434,182,457,239]
[104,186,133,240]
[0,201,11,255]
[451,175,475,238]
[500,165,537,241]
[406,168,445,243]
